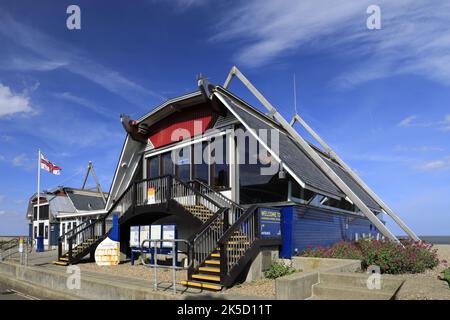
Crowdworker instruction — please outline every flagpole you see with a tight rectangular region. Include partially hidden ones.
[37,149,40,240]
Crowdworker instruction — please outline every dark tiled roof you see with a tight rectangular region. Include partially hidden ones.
[67,193,106,211]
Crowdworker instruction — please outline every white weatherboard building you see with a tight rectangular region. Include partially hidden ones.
[26,187,107,248]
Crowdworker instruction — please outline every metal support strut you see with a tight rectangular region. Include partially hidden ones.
[222,66,418,243]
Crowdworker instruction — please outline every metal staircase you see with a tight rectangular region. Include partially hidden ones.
[53,175,280,291]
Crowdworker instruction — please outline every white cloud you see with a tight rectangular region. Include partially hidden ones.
[11,153,29,168]
[211,1,450,89]
[0,210,5,216]
[0,12,165,107]
[398,115,417,127]
[441,114,450,131]
[1,56,67,72]
[0,135,13,142]
[417,157,450,171]
[398,114,450,131]
[53,92,116,120]
[394,145,444,153]
[0,83,34,118]
[0,194,5,203]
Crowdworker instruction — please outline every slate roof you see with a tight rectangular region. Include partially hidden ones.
[217,92,345,199]
[217,90,383,211]
[66,192,106,211]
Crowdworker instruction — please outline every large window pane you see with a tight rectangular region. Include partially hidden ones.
[147,156,160,178]
[174,146,191,181]
[211,136,229,190]
[239,138,287,204]
[193,142,209,184]
[161,152,174,175]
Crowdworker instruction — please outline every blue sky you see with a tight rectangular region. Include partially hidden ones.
[0,0,449,236]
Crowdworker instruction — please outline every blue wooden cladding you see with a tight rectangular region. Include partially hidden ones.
[280,205,380,258]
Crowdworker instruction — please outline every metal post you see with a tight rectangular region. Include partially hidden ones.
[172,243,176,294]
[36,149,41,243]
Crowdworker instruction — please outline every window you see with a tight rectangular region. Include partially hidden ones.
[34,205,49,220]
[44,225,49,239]
[147,156,160,178]
[211,136,229,190]
[62,223,66,235]
[193,142,209,184]
[161,152,174,175]
[34,226,37,238]
[38,223,44,237]
[239,138,287,204]
[174,146,191,181]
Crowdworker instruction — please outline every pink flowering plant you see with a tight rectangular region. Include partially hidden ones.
[300,239,439,274]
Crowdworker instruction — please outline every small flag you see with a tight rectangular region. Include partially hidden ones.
[40,153,62,175]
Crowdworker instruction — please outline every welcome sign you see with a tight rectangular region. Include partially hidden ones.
[259,208,281,238]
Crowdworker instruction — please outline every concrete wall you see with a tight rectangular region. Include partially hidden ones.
[275,257,362,300]
[243,246,279,283]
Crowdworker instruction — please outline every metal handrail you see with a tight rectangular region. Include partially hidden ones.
[188,179,242,209]
[140,238,191,294]
[57,174,244,266]
[218,205,259,277]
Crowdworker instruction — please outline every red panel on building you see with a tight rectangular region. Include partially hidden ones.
[148,103,216,149]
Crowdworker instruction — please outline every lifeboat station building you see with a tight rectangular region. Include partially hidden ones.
[47,67,418,290]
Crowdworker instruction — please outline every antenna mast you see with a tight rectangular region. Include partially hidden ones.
[293,73,298,115]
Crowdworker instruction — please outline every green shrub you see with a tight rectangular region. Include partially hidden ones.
[264,260,297,279]
[300,239,439,274]
[441,268,450,287]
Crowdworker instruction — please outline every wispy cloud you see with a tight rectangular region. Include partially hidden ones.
[52,92,117,120]
[416,157,450,171]
[211,1,450,89]
[0,83,34,118]
[398,115,417,127]
[0,12,165,107]
[397,114,450,131]
[11,153,34,170]
[1,56,67,72]
[394,145,444,153]
[151,0,208,10]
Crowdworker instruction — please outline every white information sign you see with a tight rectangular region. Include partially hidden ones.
[140,225,150,248]
[162,225,175,248]
[129,226,140,247]
[150,225,162,248]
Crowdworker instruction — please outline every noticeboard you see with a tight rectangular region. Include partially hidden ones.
[130,224,176,248]
[162,225,176,248]
[258,208,281,238]
[130,226,140,247]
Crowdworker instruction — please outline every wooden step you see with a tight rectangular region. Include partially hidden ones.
[205,259,220,265]
[52,260,68,266]
[59,257,69,261]
[211,253,220,258]
[180,280,222,291]
[199,266,220,273]
[227,241,250,245]
[192,274,221,282]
